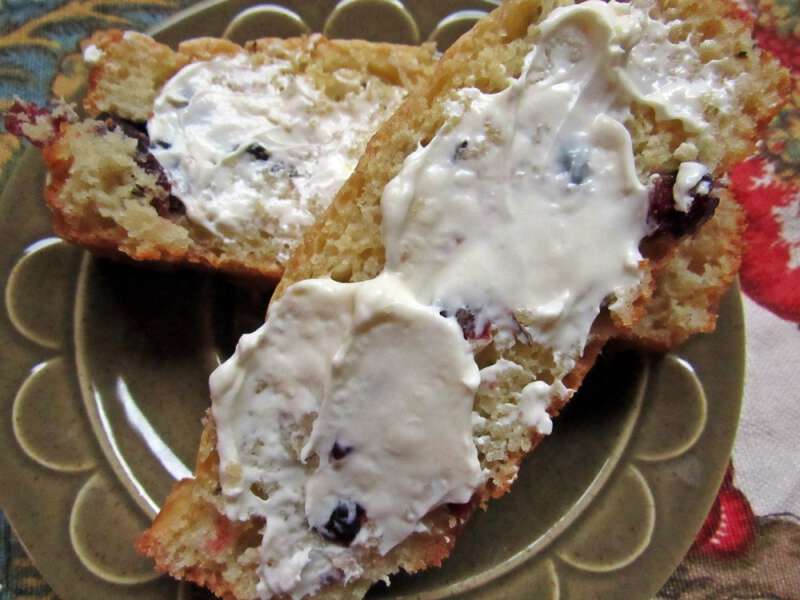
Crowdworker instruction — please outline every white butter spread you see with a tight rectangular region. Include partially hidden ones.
[383,3,655,368]
[673,161,711,212]
[477,359,570,435]
[519,379,569,435]
[212,1,729,598]
[383,0,727,369]
[478,358,525,387]
[211,273,482,598]
[618,12,735,131]
[82,44,104,65]
[148,53,404,262]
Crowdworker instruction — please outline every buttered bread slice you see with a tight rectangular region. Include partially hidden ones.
[136,1,787,599]
[5,32,436,280]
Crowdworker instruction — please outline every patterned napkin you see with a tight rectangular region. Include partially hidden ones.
[0,0,798,598]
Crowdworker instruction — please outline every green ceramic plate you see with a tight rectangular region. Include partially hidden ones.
[0,1,744,599]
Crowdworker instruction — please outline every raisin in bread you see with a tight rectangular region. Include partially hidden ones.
[136,1,788,599]
[6,32,436,280]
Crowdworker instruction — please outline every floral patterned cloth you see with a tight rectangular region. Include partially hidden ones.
[0,0,798,598]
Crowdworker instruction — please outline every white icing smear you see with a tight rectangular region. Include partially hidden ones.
[673,161,710,212]
[211,273,481,598]
[148,53,404,262]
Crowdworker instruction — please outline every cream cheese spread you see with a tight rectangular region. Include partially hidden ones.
[618,12,735,131]
[211,273,482,598]
[211,1,731,598]
[478,359,570,435]
[382,0,726,370]
[82,44,104,65]
[673,161,711,212]
[148,52,404,262]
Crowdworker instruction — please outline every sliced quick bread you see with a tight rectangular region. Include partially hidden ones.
[136,1,788,599]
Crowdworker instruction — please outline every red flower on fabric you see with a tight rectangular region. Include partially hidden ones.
[692,463,756,556]
[730,156,800,322]
[755,26,800,73]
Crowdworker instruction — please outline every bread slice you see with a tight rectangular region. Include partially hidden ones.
[136,1,788,599]
[6,31,436,280]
